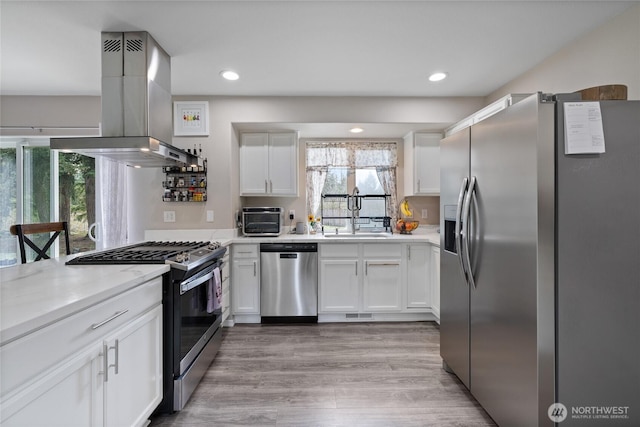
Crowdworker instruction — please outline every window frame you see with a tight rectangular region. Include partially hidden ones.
[0,138,59,264]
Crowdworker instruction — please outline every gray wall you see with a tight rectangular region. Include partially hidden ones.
[129,96,484,240]
[488,3,640,102]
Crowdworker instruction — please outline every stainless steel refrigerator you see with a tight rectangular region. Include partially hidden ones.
[440,93,640,427]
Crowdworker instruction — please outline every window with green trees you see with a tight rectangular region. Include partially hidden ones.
[0,140,95,266]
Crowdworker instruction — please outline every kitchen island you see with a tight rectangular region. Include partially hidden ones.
[0,257,168,427]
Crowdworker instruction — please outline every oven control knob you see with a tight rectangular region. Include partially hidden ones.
[207,242,220,250]
[176,251,190,263]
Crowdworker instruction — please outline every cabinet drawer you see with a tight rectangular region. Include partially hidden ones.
[0,277,162,399]
[319,244,358,258]
[232,244,258,258]
[363,243,401,258]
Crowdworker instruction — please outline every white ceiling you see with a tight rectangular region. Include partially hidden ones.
[1,1,633,97]
[0,1,634,138]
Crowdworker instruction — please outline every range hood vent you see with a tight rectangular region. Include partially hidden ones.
[52,32,200,168]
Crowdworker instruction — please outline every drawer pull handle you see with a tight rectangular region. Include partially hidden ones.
[91,310,129,330]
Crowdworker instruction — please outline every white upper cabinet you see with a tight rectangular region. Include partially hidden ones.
[240,132,298,196]
[404,132,441,196]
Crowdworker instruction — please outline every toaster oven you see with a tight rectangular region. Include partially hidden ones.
[241,207,284,236]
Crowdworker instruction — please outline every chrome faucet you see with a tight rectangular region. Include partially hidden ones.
[349,186,361,234]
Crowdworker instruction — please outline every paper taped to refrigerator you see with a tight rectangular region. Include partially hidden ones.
[564,102,606,154]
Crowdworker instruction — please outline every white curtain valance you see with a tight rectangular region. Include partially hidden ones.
[306,141,397,169]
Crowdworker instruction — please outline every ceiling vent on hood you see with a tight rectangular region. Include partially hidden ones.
[52,32,201,168]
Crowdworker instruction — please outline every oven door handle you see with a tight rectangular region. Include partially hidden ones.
[180,270,215,295]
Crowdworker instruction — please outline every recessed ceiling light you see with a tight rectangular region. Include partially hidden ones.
[220,70,239,81]
[350,127,364,134]
[428,72,447,82]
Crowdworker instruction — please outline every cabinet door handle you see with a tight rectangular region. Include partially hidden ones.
[253,261,257,276]
[270,180,273,193]
[102,343,109,382]
[417,179,421,192]
[408,245,411,260]
[265,180,268,193]
[355,261,358,276]
[91,310,129,330]
[365,261,367,275]
[111,339,120,375]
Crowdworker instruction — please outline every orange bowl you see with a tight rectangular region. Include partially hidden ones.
[396,219,419,234]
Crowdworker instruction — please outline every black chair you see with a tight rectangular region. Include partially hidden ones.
[9,221,71,263]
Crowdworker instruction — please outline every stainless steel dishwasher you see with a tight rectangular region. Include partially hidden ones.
[260,242,318,323]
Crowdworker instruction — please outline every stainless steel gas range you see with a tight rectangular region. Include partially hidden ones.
[67,241,227,413]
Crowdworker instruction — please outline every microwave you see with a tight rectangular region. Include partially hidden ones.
[241,207,284,236]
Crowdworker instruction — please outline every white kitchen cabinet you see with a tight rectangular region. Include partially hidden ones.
[319,243,402,314]
[319,259,359,312]
[362,244,402,311]
[431,246,441,323]
[221,251,231,325]
[231,244,260,314]
[318,244,359,313]
[103,305,162,427]
[239,132,298,196]
[0,278,163,427]
[405,243,431,309]
[1,344,104,427]
[404,132,442,195]
[363,260,402,311]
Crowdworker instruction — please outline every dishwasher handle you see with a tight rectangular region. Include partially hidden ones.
[260,243,318,253]
[280,253,298,259]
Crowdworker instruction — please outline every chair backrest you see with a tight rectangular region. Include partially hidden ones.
[9,221,71,264]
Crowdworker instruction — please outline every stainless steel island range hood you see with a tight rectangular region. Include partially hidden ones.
[52,32,200,168]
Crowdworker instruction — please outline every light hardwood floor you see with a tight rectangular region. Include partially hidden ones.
[150,322,495,426]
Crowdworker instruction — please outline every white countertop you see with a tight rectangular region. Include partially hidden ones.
[145,225,441,247]
[234,231,440,246]
[0,257,169,345]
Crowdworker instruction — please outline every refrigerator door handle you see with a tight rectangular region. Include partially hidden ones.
[461,176,477,289]
[455,177,469,283]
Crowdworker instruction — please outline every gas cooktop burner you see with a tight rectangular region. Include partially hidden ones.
[66,240,225,270]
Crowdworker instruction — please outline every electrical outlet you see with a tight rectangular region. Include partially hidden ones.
[289,209,295,220]
[206,210,214,222]
[163,211,176,222]
[421,209,428,219]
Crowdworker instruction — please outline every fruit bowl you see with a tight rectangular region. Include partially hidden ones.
[395,219,419,234]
